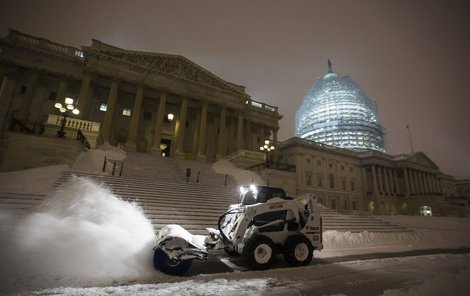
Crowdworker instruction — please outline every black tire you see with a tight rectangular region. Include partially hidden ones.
[242,235,275,270]
[153,249,193,276]
[283,235,314,267]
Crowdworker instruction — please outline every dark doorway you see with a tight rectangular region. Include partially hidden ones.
[160,139,171,157]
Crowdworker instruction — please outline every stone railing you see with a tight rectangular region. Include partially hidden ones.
[46,114,101,148]
[7,29,85,60]
[46,114,100,132]
[227,149,266,162]
[245,99,279,113]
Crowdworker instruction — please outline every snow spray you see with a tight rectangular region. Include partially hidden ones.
[0,176,157,292]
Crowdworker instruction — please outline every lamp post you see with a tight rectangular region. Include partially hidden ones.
[259,139,275,166]
[54,97,79,138]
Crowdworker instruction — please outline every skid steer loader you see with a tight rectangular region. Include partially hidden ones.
[152,185,323,275]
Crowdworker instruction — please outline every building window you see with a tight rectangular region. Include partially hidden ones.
[100,103,107,111]
[306,173,311,186]
[342,180,346,190]
[122,108,131,116]
[317,160,322,166]
[19,85,27,95]
[352,200,357,210]
[306,159,311,164]
[317,176,323,187]
[329,163,333,169]
[341,165,345,170]
[350,167,354,173]
[343,200,348,210]
[329,174,335,188]
[351,181,355,191]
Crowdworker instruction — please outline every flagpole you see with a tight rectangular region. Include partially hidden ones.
[406,124,414,154]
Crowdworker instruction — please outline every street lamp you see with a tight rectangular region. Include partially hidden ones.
[54,97,79,138]
[259,139,275,165]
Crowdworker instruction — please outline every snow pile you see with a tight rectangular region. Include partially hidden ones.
[0,176,157,293]
[323,230,419,250]
[24,278,273,296]
[212,159,264,185]
[71,142,126,173]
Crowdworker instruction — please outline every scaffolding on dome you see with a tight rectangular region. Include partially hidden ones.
[295,61,386,152]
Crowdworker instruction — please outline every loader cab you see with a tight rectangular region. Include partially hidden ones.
[240,185,291,206]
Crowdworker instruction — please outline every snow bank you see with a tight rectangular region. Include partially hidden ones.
[212,159,264,185]
[71,142,126,173]
[0,176,159,294]
[323,230,420,250]
[24,278,272,296]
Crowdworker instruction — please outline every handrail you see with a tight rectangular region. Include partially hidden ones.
[9,118,43,134]
[76,130,91,149]
[102,156,124,177]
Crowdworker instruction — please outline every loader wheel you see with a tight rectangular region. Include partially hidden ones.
[153,249,193,276]
[283,235,313,267]
[243,235,275,270]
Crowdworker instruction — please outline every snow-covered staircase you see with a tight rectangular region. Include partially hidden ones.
[0,152,410,234]
[0,192,46,215]
[54,165,239,235]
[319,207,410,232]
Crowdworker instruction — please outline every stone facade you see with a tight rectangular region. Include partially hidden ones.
[275,137,461,215]
[0,30,281,162]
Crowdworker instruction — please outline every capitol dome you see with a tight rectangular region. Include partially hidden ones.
[295,60,386,152]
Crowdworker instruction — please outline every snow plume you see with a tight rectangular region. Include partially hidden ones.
[0,176,157,293]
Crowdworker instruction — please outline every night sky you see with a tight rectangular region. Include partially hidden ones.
[1,0,469,179]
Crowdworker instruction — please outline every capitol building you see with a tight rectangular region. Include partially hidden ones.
[0,30,467,216]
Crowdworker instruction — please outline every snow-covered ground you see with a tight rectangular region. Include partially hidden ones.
[0,147,469,295]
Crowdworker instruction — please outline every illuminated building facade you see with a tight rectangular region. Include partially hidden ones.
[0,30,281,170]
[295,60,386,152]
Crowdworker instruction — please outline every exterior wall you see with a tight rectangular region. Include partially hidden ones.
[276,137,452,216]
[0,30,281,164]
[456,180,470,199]
[278,138,363,212]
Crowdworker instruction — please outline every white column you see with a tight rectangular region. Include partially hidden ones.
[174,97,188,158]
[216,106,226,159]
[77,72,93,119]
[196,100,208,160]
[126,85,143,151]
[151,93,167,154]
[102,78,119,143]
[18,70,39,121]
[236,111,244,151]
[0,68,20,131]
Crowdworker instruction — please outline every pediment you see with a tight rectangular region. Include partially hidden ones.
[405,152,439,169]
[84,40,246,95]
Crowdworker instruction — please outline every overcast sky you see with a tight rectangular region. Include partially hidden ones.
[1,0,469,179]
